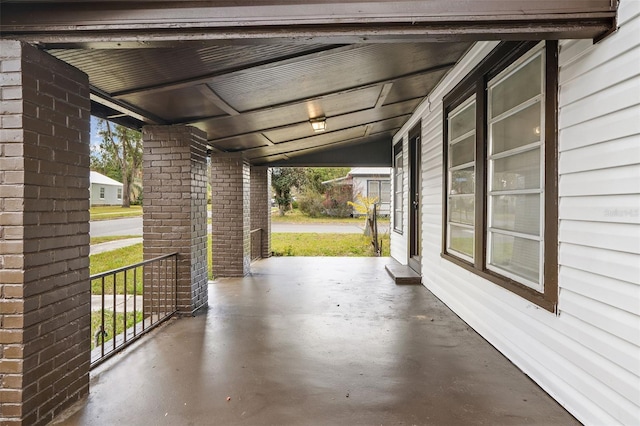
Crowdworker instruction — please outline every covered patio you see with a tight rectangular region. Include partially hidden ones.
[54,257,577,425]
[1,1,626,424]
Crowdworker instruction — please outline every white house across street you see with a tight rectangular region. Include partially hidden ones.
[89,171,123,206]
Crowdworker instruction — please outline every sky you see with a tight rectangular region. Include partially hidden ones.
[90,115,101,149]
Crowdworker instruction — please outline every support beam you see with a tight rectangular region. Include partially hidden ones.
[210,153,251,277]
[250,166,271,259]
[142,125,209,314]
[262,134,392,167]
[1,2,617,46]
[0,40,91,426]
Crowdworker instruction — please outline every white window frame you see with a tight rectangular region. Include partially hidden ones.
[486,44,546,291]
[393,145,403,233]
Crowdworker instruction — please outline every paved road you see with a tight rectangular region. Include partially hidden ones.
[90,217,389,239]
[90,217,142,237]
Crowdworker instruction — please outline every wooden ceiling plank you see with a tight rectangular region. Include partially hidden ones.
[239,113,409,157]
[207,98,419,146]
[375,83,394,108]
[182,62,455,126]
[196,85,240,116]
[110,44,354,98]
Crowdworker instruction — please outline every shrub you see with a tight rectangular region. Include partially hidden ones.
[323,184,353,217]
[298,188,325,217]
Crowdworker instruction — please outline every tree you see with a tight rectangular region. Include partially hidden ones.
[304,167,350,193]
[270,167,305,216]
[92,119,143,207]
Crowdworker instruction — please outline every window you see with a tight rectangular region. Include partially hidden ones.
[367,180,390,204]
[368,180,380,201]
[394,143,404,233]
[447,96,476,260]
[381,181,391,204]
[117,188,122,200]
[99,187,105,200]
[442,41,558,311]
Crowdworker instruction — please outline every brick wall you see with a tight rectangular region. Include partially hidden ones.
[250,166,271,258]
[142,125,208,315]
[210,153,251,277]
[0,40,91,425]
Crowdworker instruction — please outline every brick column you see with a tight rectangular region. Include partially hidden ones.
[210,153,250,277]
[0,41,90,425]
[142,125,208,315]
[250,166,271,258]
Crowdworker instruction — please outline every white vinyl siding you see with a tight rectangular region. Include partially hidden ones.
[390,1,640,423]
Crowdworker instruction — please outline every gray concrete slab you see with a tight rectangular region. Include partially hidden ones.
[54,257,578,426]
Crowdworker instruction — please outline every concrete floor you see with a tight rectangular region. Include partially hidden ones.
[54,257,579,426]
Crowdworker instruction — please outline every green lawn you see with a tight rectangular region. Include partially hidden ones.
[272,208,390,225]
[91,310,144,350]
[90,205,142,221]
[271,232,390,257]
[90,243,143,294]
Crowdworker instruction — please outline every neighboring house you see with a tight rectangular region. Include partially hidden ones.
[90,171,123,206]
[326,167,392,216]
[349,167,392,216]
[390,5,640,426]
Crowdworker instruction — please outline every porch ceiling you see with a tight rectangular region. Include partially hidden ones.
[1,1,616,166]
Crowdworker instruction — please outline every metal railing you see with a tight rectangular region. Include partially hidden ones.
[89,252,178,369]
[250,228,263,261]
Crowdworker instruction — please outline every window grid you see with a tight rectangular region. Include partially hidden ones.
[487,44,545,290]
[393,147,404,233]
[447,96,476,262]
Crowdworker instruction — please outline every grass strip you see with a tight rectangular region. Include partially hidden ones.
[91,235,140,245]
[271,232,390,257]
[271,208,390,225]
[90,243,143,294]
[91,310,144,350]
[90,205,142,221]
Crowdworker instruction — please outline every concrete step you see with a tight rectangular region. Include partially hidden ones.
[385,260,421,285]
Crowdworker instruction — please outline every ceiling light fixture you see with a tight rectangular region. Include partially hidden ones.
[310,117,326,132]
